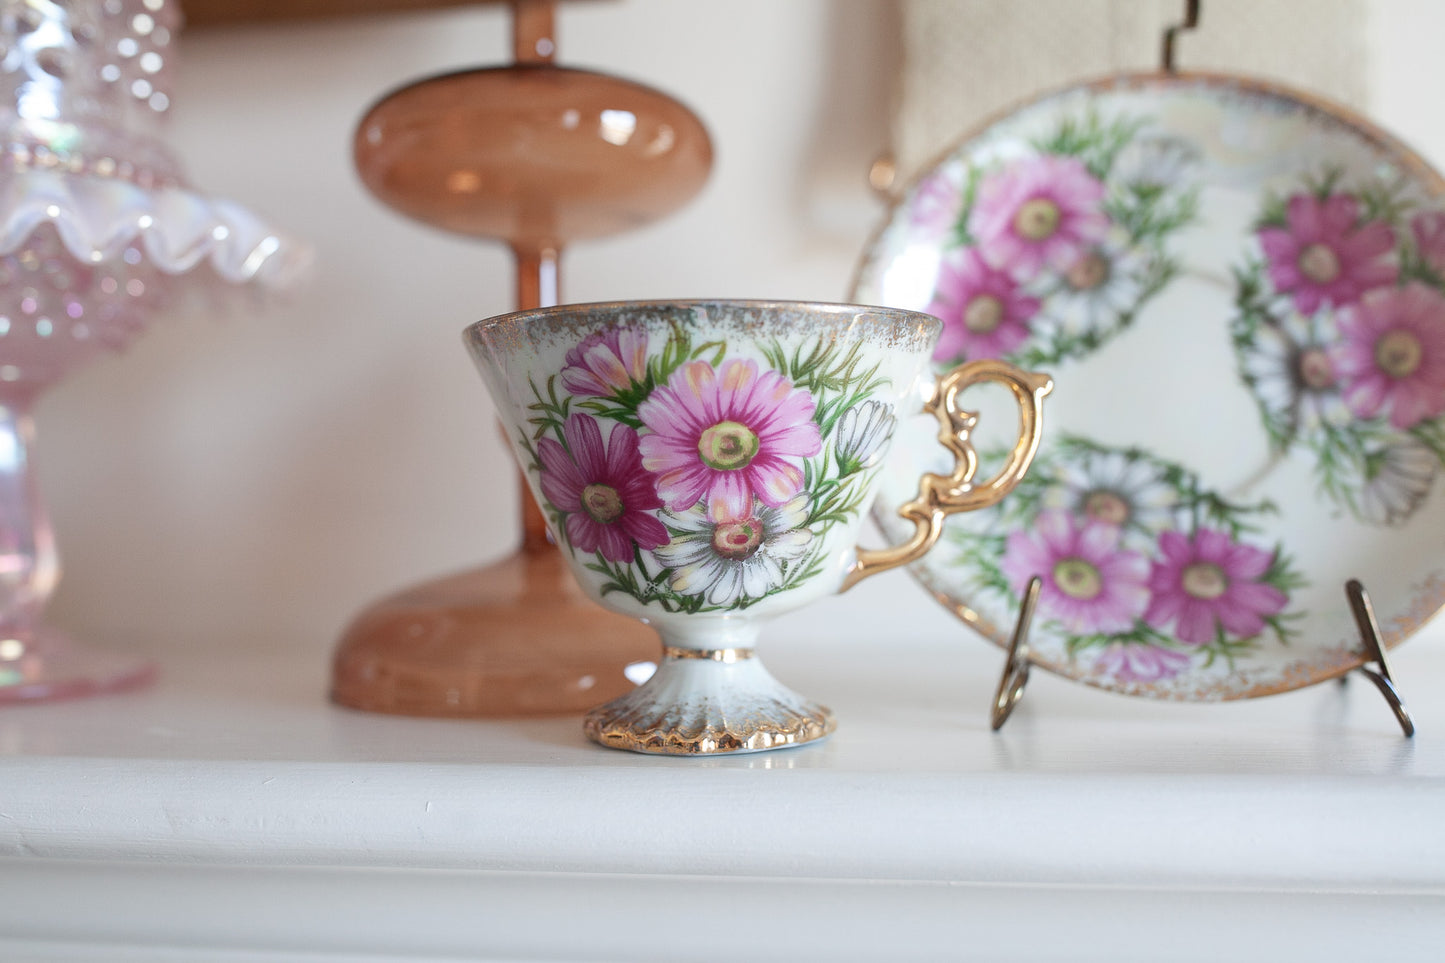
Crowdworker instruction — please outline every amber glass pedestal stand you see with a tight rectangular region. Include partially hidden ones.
[330,0,713,716]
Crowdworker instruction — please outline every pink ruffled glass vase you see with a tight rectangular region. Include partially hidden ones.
[0,0,308,702]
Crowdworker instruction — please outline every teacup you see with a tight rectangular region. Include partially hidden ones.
[465,300,1051,754]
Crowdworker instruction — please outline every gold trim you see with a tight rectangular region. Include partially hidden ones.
[662,645,755,663]
[843,359,1052,591]
[584,703,835,755]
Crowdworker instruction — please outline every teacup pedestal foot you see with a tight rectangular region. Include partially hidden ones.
[583,636,835,755]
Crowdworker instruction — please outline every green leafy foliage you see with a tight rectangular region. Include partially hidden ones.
[762,336,889,442]
[1031,110,1146,181]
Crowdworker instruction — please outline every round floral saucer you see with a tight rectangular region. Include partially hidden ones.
[855,72,1445,700]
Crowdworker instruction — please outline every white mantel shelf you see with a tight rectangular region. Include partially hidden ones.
[2,591,1443,962]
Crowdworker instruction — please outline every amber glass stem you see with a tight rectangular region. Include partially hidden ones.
[512,0,556,65]
[512,240,562,555]
[513,243,560,312]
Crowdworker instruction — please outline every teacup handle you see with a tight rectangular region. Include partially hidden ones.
[841,359,1053,591]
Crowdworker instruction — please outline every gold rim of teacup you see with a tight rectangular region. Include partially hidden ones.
[661,645,756,663]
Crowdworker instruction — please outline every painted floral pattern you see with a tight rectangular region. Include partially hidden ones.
[1002,511,1150,635]
[926,248,1039,362]
[1233,169,1445,524]
[655,495,815,606]
[951,437,1305,686]
[857,79,1445,700]
[909,111,1198,371]
[537,415,668,563]
[560,327,650,398]
[1257,193,1398,314]
[637,359,822,520]
[518,325,895,613]
[969,154,1110,279]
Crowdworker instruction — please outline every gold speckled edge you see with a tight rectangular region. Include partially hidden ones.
[462,298,942,359]
[583,703,836,755]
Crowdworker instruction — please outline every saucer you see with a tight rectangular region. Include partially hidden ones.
[855,73,1445,699]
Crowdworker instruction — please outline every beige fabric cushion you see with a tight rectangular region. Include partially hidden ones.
[894,0,1367,182]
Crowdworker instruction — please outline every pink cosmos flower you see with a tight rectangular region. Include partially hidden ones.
[1258,193,1397,314]
[1333,282,1445,429]
[908,170,961,239]
[968,154,1109,280]
[1411,210,1445,276]
[926,247,1041,361]
[1095,642,1192,683]
[637,359,822,521]
[1002,510,1150,635]
[1144,528,1287,646]
[560,327,649,397]
[537,413,669,562]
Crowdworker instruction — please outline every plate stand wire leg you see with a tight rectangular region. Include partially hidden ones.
[1344,578,1416,738]
[990,576,1041,731]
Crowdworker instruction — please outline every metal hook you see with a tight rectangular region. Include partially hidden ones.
[1345,579,1416,738]
[1161,0,1201,74]
[991,576,1040,731]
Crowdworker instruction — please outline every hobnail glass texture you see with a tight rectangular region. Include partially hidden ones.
[0,0,309,701]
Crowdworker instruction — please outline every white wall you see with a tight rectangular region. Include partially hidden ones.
[33,1,1445,664]
[1366,0,1445,164]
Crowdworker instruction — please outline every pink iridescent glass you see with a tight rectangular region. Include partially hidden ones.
[0,0,307,702]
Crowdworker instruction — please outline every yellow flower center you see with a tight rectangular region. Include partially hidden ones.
[1375,329,1424,379]
[1297,242,1341,284]
[1052,557,1102,600]
[1014,197,1062,241]
[580,483,624,525]
[697,420,761,471]
[711,517,764,561]
[1181,562,1228,600]
[963,294,1004,334]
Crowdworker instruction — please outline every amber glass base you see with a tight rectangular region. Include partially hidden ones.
[335,0,708,720]
[329,548,660,717]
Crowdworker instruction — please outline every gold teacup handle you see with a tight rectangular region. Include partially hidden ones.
[842,359,1053,591]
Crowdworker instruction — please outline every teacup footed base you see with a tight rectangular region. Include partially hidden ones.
[583,646,835,755]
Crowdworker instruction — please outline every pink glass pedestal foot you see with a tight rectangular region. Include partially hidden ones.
[0,400,157,705]
[0,628,155,705]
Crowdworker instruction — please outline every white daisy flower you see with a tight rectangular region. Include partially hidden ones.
[833,400,897,475]
[1109,135,1200,194]
[1360,438,1438,526]
[1043,446,1178,537]
[653,494,815,606]
[1238,308,1351,440]
[1029,227,1152,340]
